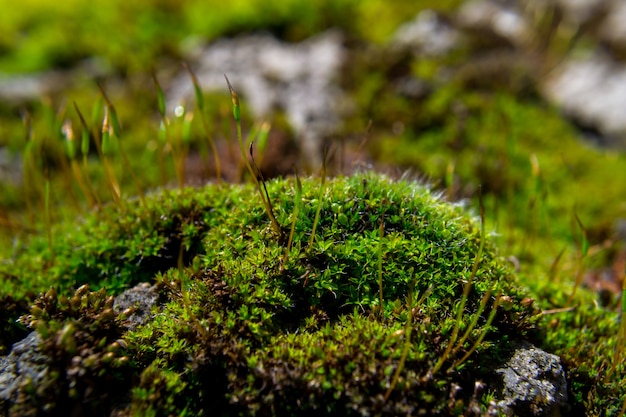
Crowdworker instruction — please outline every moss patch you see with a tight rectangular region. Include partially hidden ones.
[3,172,542,415]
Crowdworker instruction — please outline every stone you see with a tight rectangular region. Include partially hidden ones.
[492,342,568,416]
[167,30,346,168]
[542,53,626,148]
[0,332,49,405]
[391,9,460,57]
[113,282,159,331]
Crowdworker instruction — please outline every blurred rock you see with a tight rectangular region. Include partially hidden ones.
[436,0,626,149]
[599,1,626,54]
[457,0,531,48]
[0,148,22,185]
[392,9,460,56]
[543,53,626,148]
[0,58,108,103]
[168,30,346,168]
[0,71,69,103]
[553,0,610,26]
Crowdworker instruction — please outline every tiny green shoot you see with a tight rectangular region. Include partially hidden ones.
[152,72,184,189]
[378,216,384,320]
[432,187,486,376]
[307,146,328,252]
[225,74,281,237]
[283,167,302,269]
[183,63,222,182]
[568,211,588,304]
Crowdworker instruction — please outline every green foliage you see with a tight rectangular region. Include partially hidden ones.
[1,163,623,414]
[8,172,538,415]
[0,186,213,312]
[1,2,625,412]
[0,0,464,74]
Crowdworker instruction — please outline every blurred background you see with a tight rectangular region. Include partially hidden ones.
[1,0,625,307]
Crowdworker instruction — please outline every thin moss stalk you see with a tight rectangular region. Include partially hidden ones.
[449,292,502,370]
[100,107,122,204]
[522,153,543,256]
[225,74,281,237]
[445,160,455,201]
[152,72,184,189]
[62,120,96,207]
[432,189,487,376]
[104,94,147,208]
[307,148,328,253]
[548,246,567,283]
[384,282,433,400]
[21,114,38,224]
[184,63,221,182]
[378,216,384,320]
[74,102,121,206]
[44,175,54,262]
[449,289,493,358]
[283,168,302,269]
[72,103,101,207]
[568,211,589,305]
[607,276,626,380]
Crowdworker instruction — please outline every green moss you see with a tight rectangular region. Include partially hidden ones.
[1,2,624,413]
[356,85,626,414]
[4,172,540,415]
[2,171,624,414]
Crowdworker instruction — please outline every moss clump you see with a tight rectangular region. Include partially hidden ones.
[8,285,132,416]
[2,172,542,416]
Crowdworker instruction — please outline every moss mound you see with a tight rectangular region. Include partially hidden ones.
[2,173,538,415]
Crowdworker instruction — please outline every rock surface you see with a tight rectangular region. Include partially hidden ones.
[113,282,159,331]
[492,342,568,416]
[0,332,49,407]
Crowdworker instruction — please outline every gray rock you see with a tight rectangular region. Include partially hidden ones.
[113,282,158,330]
[392,9,460,57]
[456,0,532,48]
[167,30,346,168]
[0,332,49,405]
[542,53,626,148]
[553,0,610,26]
[452,0,626,149]
[0,57,108,103]
[492,342,568,416]
[599,1,626,49]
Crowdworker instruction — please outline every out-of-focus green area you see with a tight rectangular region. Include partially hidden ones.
[0,0,462,74]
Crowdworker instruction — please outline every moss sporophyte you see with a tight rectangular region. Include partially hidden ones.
[2,172,551,415]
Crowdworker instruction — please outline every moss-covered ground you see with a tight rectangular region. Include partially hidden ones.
[0,0,625,415]
[2,173,536,415]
